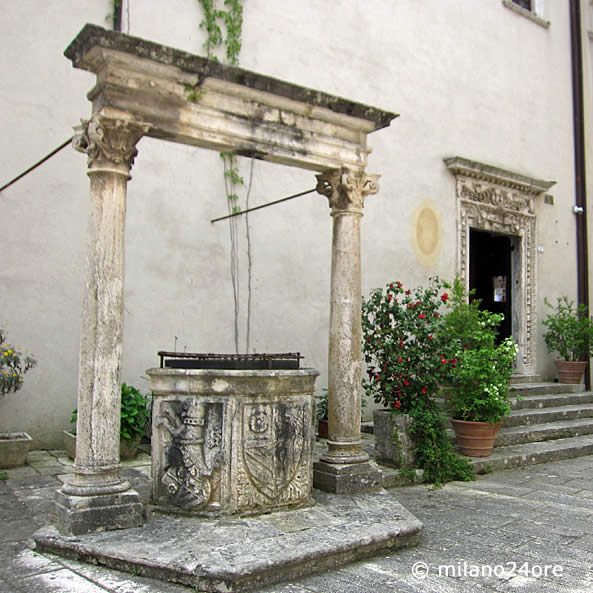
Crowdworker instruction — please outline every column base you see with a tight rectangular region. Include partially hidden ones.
[55,487,144,536]
[313,460,382,494]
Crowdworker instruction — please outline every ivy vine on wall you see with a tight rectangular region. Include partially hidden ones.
[195,0,251,354]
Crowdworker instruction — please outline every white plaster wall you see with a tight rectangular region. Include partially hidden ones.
[0,0,582,446]
[0,2,112,445]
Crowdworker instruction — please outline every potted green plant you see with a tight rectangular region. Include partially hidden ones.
[0,326,37,468]
[542,296,593,384]
[440,279,518,457]
[67,382,150,460]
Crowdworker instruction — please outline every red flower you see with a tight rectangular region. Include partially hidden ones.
[396,281,403,288]
[421,386,428,394]
[388,294,393,301]
[405,289,411,295]
[408,303,415,309]
[389,283,394,289]
[376,373,381,380]
[404,379,410,386]
[435,313,440,318]
[441,293,449,302]
[397,357,403,362]
[395,400,401,408]
[428,335,433,339]
[418,314,426,319]
[417,301,421,306]
[441,359,448,364]
[451,359,457,365]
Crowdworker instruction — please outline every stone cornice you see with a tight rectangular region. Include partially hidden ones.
[65,24,398,132]
[444,156,556,195]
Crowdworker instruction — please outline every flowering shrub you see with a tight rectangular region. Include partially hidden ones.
[0,327,36,397]
[362,278,449,411]
[362,278,473,485]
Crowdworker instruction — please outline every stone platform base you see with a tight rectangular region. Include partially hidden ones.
[313,459,382,493]
[54,488,144,536]
[34,489,422,593]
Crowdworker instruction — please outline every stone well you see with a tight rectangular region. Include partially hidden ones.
[147,358,318,516]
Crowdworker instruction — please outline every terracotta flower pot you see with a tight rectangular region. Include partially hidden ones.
[554,360,587,384]
[317,418,329,439]
[450,418,502,457]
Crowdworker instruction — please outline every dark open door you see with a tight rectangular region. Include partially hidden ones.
[469,229,512,341]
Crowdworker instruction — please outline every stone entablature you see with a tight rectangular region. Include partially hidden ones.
[445,156,556,375]
[65,24,398,172]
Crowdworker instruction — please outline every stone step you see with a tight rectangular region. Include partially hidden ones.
[509,382,584,396]
[34,489,423,593]
[494,418,593,447]
[510,391,593,410]
[468,434,593,474]
[503,403,593,427]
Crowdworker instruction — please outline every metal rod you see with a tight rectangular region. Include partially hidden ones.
[0,137,73,193]
[210,188,316,223]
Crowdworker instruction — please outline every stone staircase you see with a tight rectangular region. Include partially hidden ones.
[470,382,593,473]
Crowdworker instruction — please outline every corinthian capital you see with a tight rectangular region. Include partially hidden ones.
[316,168,380,211]
[73,113,151,172]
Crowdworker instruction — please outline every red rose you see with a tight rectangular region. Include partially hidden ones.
[441,359,448,364]
[428,335,433,339]
[388,294,393,301]
[421,386,428,394]
[441,293,449,302]
[395,401,401,408]
[418,314,426,319]
[435,313,440,318]
[397,357,403,362]
[396,281,403,288]
[404,379,410,386]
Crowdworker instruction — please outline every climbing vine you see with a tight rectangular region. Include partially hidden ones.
[195,0,250,354]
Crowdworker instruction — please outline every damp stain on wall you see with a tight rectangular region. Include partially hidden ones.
[411,200,441,266]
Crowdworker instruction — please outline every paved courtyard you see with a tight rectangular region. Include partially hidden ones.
[1,449,593,592]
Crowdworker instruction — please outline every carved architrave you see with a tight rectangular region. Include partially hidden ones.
[446,157,555,374]
[73,113,151,173]
[316,168,380,212]
[155,400,224,511]
[237,401,310,507]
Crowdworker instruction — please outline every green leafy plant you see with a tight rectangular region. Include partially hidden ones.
[0,327,36,397]
[0,471,8,480]
[362,278,473,486]
[542,296,593,361]
[439,278,518,424]
[71,382,149,442]
[315,388,328,422]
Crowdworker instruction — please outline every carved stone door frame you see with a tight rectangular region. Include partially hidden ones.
[445,157,555,376]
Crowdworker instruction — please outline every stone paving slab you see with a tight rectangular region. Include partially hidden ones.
[33,489,422,593]
[5,448,593,592]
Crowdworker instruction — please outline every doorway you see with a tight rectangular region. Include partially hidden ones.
[469,229,513,342]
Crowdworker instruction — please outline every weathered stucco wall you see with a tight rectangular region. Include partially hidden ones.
[0,0,586,446]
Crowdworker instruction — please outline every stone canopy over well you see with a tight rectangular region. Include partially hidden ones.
[56,24,398,536]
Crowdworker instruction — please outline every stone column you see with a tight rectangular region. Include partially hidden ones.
[55,112,150,536]
[313,167,383,493]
